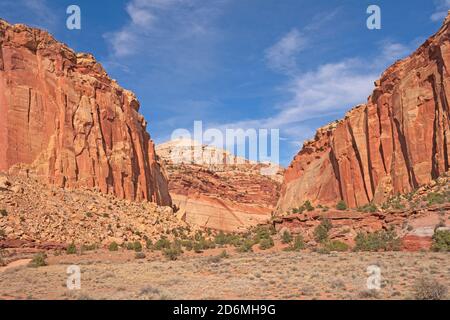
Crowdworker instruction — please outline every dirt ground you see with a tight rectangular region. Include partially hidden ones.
[0,249,449,300]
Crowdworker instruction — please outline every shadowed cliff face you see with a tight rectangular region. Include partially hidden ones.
[0,20,171,205]
[277,15,450,213]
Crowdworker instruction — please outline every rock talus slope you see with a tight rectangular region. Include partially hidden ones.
[0,19,171,205]
[277,14,450,213]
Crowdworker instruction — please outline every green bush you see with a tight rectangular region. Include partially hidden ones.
[237,239,254,253]
[253,226,272,243]
[181,240,194,251]
[146,239,153,250]
[108,242,119,252]
[66,243,77,255]
[285,235,305,251]
[358,203,378,213]
[214,231,229,245]
[313,218,333,243]
[28,253,47,268]
[323,240,349,252]
[354,229,401,252]
[259,237,274,250]
[427,192,447,205]
[154,237,171,250]
[281,230,293,244]
[133,241,143,252]
[336,201,347,211]
[304,200,315,211]
[163,243,183,261]
[431,230,450,252]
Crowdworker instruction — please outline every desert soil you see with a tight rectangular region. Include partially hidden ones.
[0,249,448,300]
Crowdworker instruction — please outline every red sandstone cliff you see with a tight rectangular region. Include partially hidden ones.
[277,14,450,213]
[0,19,171,205]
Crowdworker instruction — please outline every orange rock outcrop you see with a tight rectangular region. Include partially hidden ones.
[277,14,450,212]
[0,19,171,205]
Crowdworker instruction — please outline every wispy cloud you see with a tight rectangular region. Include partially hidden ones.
[431,0,450,22]
[0,0,57,29]
[264,28,307,75]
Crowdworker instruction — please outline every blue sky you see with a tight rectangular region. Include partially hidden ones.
[1,0,449,166]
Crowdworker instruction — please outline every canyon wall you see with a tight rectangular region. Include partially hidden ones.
[0,19,171,205]
[157,139,283,232]
[277,14,450,213]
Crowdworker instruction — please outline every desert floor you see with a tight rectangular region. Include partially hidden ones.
[0,249,449,300]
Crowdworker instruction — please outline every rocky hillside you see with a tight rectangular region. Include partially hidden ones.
[0,19,170,205]
[0,174,188,248]
[157,139,283,232]
[277,14,450,213]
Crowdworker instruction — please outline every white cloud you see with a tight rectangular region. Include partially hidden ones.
[0,0,57,29]
[106,0,226,58]
[264,29,307,75]
[431,0,450,22]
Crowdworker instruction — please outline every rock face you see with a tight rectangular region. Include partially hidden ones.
[0,20,171,205]
[157,139,283,232]
[277,15,450,213]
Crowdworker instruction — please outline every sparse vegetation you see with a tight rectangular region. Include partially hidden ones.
[237,239,254,253]
[414,278,448,300]
[358,203,378,213]
[0,209,7,217]
[323,240,349,252]
[0,228,5,239]
[28,253,47,268]
[163,242,183,261]
[66,243,77,255]
[285,235,305,251]
[427,192,447,205]
[354,229,401,252]
[133,241,143,252]
[281,230,293,244]
[259,237,274,250]
[431,230,450,252]
[146,239,153,250]
[313,218,333,243]
[108,242,119,252]
[154,237,171,250]
[336,200,347,211]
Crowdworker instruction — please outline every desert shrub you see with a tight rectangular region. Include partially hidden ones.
[133,241,143,252]
[28,253,47,268]
[431,230,450,252]
[181,240,194,251]
[414,278,448,300]
[154,237,171,250]
[336,200,347,211]
[285,235,305,251]
[124,242,134,250]
[354,229,401,252]
[214,231,229,245]
[237,239,254,253]
[108,242,119,252]
[163,243,183,261]
[323,240,349,252]
[259,237,274,250]
[66,243,77,255]
[358,203,378,213]
[427,192,447,205]
[219,250,229,259]
[146,239,153,250]
[304,200,315,211]
[313,218,333,243]
[281,230,293,244]
[135,252,146,259]
[253,226,272,243]
[0,228,5,239]
[85,212,93,218]
[316,247,331,254]
[193,242,204,253]
[0,209,7,217]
